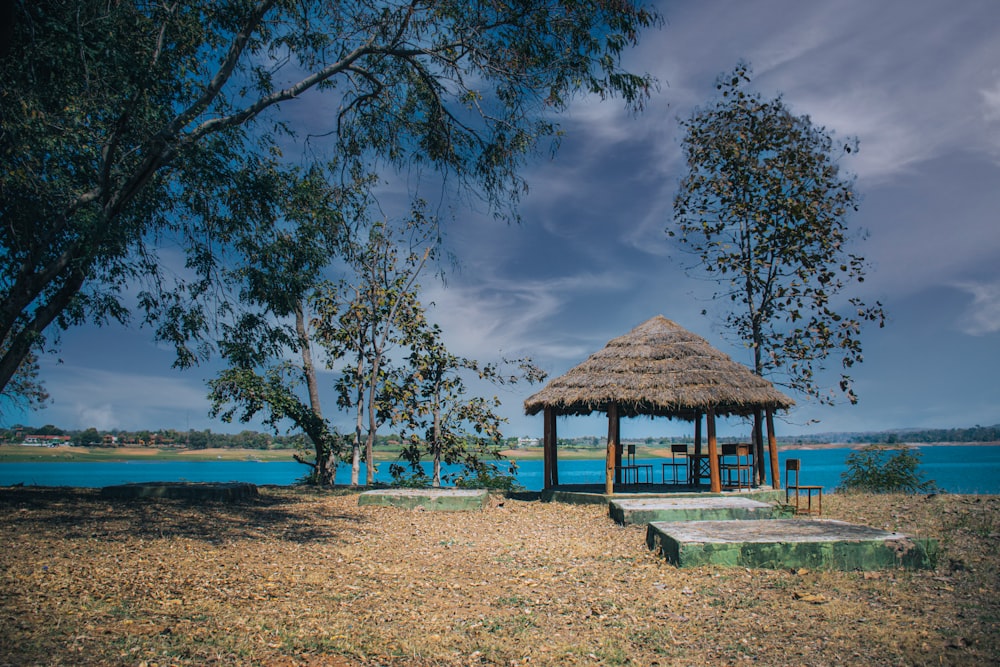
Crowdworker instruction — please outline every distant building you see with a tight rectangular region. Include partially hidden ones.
[517,436,540,449]
[22,434,71,447]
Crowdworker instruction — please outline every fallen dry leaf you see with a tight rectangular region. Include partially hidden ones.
[0,487,997,666]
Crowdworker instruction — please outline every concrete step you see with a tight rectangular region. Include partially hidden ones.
[100,482,258,502]
[358,488,489,511]
[646,518,937,570]
[610,496,788,525]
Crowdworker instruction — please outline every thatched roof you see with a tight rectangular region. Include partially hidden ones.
[524,315,794,420]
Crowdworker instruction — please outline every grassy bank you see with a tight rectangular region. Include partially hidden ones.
[0,444,298,463]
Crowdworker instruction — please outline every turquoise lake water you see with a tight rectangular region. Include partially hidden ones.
[1,445,998,494]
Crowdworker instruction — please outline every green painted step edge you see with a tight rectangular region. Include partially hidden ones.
[358,490,489,511]
[611,504,791,525]
[646,524,938,570]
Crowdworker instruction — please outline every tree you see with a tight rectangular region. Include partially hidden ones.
[78,427,102,446]
[313,218,434,486]
[209,165,362,486]
[35,424,64,436]
[393,323,545,488]
[210,203,433,487]
[0,0,659,404]
[0,349,49,414]
[186,429,210,450]
[670,63,886,405]
[838,445,937,494]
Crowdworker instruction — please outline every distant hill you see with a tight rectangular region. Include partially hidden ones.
[778,424,1000,445]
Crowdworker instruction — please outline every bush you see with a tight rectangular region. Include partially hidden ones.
[388,464,432,488]
[453,464,523,492]
[838,445,937,494]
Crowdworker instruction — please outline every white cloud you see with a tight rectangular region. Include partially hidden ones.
[424,271,631,362]
[953,281,1000,336]
[983,80,1000,122]
[799,89,938,184]
[77,404,119,432]
[40,364,214,431]
[981,79,1000,160]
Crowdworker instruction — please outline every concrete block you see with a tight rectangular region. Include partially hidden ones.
[100,482,259,502]
[647,518,937,570]
[610,496,787,525]
[358,488,489,511]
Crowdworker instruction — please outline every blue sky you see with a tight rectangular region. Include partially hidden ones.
[10,0,1000,441]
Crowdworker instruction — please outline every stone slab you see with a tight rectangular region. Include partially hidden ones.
[100,482,258,502]
[358,488,489,511]
[610,496,786,525]
[646,518,937,570]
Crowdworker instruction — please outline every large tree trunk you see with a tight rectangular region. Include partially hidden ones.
[432,404,442,488]
[0,268,87,396]
[318,449,336,486]
[352,386,363,487]
[349,350,365,486]
[296,301,337,486]
[364,431,376,486]
[296,303,323,420]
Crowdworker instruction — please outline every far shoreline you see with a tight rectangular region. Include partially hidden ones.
[1,440,998,464]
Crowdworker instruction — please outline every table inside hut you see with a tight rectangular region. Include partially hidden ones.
[687,445,757,488]
[687,453,714,485]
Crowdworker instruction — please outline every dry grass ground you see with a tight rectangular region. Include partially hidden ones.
[1,486,997,666]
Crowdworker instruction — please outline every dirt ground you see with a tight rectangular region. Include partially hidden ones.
[0,486,997,666]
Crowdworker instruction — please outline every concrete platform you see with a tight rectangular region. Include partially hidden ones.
[100,482,258,501]
[610,496,786,525]
[646,518,938,570]
[358,488,489,511]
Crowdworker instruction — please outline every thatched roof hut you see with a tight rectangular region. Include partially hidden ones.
[524,315,793,420]
[524,315,794,493]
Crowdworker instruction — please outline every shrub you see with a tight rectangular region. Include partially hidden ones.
[454,465,523,492]
[838,445,937,494]
[388,464,431,488]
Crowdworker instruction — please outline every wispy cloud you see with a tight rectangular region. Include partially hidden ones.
[982,80,1000,122]
[981,79,1000,160]
[423,271,631,362]
[954,281,1000,336]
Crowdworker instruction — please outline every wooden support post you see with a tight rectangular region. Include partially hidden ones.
[549,409,559,486]
[753,409,766,486]
[767,408,781,490]
[542,408,554,490]
[707,406,721,493]
[613,404,622,486]
[605,439,615,496]
[605,402,619,496]
[694,413,702,457]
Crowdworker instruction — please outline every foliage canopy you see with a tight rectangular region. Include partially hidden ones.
[670,64,885,404]
[0,0,659,405]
